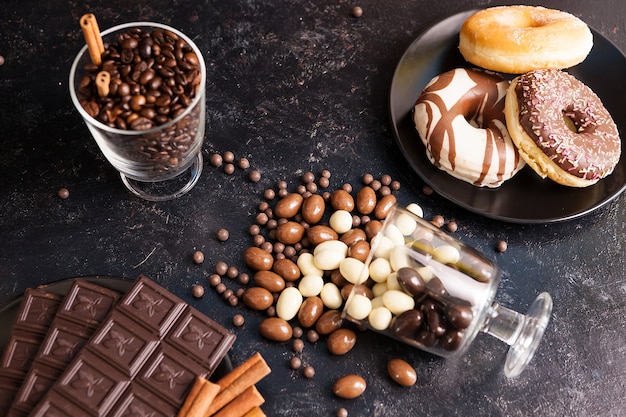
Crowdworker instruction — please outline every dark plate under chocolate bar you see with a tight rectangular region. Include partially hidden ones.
[0,276,234,417]
[28,275,236,416]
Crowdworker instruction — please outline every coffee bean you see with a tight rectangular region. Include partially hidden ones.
[130,116,153,130]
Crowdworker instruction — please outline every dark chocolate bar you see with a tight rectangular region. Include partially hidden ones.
[0,289,63,414]
[7,279,122,417]
[30,275,236,417]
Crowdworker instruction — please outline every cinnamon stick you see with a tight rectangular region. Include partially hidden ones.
[80,13,104,65]
[205,352,271,415]
[178,376,220,417]
[241,407,267,417]
[95,71,110,97]
[178,377,207,417]
[211,386,265,417]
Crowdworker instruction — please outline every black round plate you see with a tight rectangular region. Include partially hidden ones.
[389,10,626,223]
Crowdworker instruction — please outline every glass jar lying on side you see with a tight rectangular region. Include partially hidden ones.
[343,205,552,378]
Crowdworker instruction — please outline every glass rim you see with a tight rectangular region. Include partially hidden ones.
[68,21,207,136]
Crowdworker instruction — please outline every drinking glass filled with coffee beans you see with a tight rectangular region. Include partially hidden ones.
[343,205,553,377]
[69,21,206,201]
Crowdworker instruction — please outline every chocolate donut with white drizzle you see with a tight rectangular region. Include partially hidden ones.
[413,68,525,188]
[505,69,621,187]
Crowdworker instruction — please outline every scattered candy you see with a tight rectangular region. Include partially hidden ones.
[193,250,205,264]
[57,187,70,199]
[217,228,230,241]
[191,284,205,298]
[352,6,363,18]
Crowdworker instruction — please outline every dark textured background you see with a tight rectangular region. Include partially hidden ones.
[1,0,625,415]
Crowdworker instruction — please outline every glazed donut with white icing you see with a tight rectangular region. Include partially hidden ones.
[459,5,593,74]
[505,69,621,187]
[413,68,525,188]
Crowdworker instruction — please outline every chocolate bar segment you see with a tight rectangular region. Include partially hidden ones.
[7,279,121,417]
[117,277,187,336]
[0,289,63,414]
[30,275,236,416]
[108,383,179,417]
